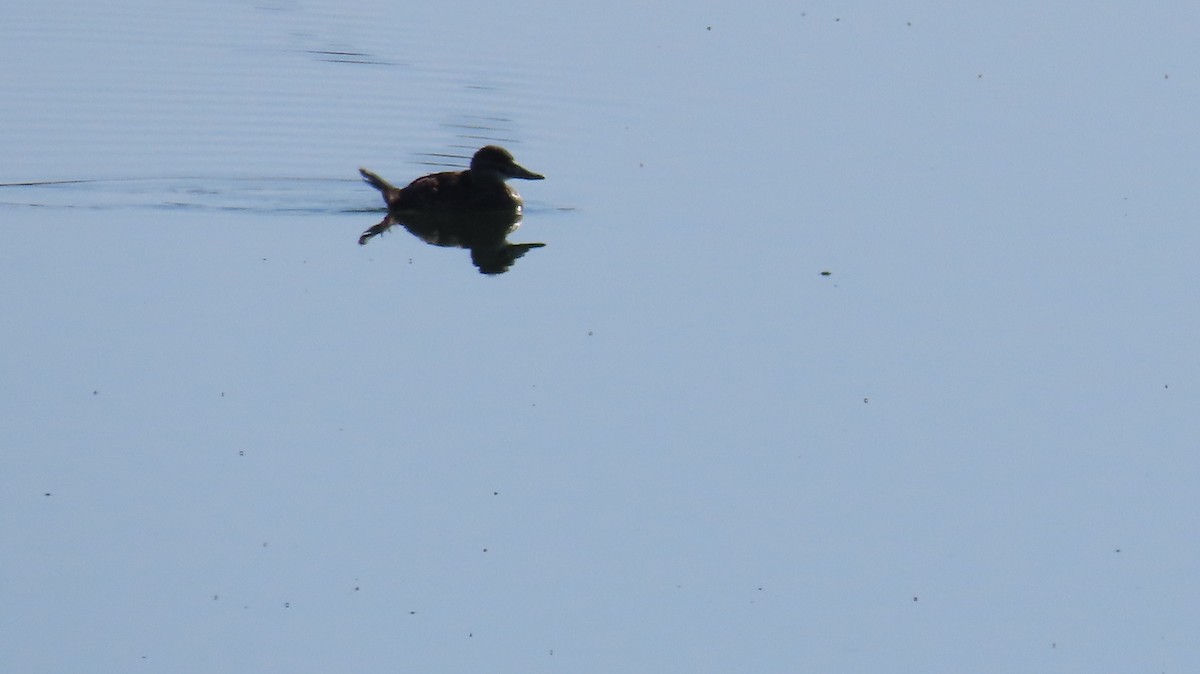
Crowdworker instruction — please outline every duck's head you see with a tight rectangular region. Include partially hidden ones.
[471,146,544,182]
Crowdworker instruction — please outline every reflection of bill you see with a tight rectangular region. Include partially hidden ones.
[358,209,545,275]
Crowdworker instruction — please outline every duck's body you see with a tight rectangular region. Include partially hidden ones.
[356,146,546,271]
[360,145,543,213]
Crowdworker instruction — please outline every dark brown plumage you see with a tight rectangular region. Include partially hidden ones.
[356,146,547,273]
[359,145,543,212]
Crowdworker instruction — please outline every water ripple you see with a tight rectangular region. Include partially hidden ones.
[0,177,365,216]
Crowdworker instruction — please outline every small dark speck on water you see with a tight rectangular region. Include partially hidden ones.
[213,595,219,601]
[92,390,99,395]
[238,450,244,456]
[284,602,290,608]
[820,270,831,276]
[493,491,499,495]
[409,611,416,615]
[913,596,918,602]
[587,331,593,336]
[706,25,711,31]
[44,492,52,497]
[864,397,869,403]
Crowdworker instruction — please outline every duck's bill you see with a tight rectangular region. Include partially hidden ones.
[510,164,545,180]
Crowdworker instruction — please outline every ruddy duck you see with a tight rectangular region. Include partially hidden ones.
[359,145,543,213]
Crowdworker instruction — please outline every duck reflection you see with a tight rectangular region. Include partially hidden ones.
[358,146,545,275]
[358,210,544,274]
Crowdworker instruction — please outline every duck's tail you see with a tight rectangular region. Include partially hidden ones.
[358,168,395,193]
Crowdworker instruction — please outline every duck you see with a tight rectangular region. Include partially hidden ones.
[359,145,543,213]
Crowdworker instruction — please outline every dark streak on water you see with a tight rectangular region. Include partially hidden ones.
[0,177,365,215]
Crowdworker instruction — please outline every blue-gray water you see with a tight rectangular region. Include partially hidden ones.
[3,1,1199,671]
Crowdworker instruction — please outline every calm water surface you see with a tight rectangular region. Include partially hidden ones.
[4,1,1200,672]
